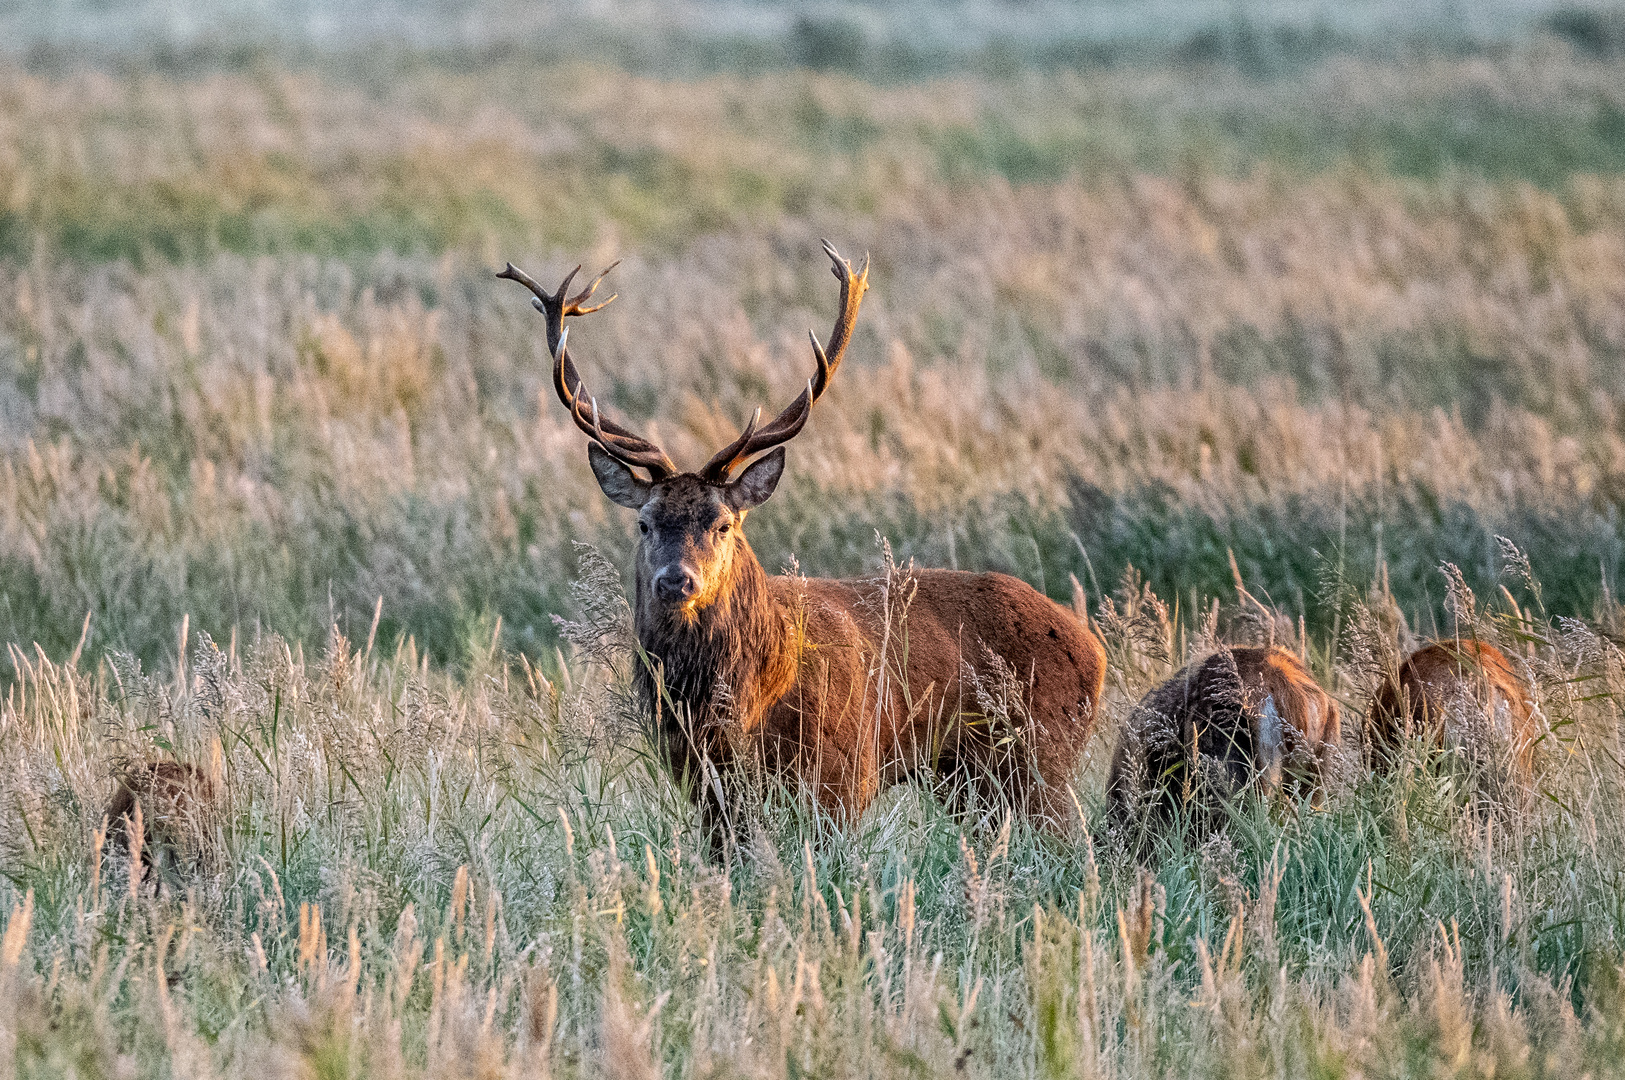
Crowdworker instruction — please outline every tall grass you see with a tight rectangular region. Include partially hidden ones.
[5,551,1625,1076]
[4,47,1625,262]
[12,51,1625,635]
[5,164,1625,666]
[5,7,1625,1072]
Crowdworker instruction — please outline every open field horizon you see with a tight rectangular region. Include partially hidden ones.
[6,39,1625,668]
[7,4,1625,1077]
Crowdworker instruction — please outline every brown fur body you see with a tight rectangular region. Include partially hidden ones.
[637,504,1107,828]
[106,761,217,878]
[1369,640,1535,793]
[1108,646,1341,831]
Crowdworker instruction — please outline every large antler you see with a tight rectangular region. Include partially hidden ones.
[497,260,678,481]
[701,239,869,482]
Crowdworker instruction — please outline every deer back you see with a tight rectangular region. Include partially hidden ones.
[1109,645,1339,833]
[754,569,1106,818]
[106,760,219,872]
[1370,639,1535,788]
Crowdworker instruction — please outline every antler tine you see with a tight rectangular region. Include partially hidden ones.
[808,330,832,395]
[569,261,620,316]
[701,240,869,482]
[499,259,676,480]
[496,261,552,304]
[694,406,767,485]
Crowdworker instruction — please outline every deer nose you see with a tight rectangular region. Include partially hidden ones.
[653,566,701,603]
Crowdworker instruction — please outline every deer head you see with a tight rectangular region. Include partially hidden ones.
[499,241,868,623]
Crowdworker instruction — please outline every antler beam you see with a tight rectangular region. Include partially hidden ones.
[701,239,869,482]
[497,260,678,481]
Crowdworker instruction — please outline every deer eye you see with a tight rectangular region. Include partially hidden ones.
[717,522,731,536]
[638,521,650,535]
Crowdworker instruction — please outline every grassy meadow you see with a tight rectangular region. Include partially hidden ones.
[7,2,1625,1075]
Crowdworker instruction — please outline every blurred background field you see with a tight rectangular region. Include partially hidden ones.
[6,2,1625,1076]
[1,0,1625,669]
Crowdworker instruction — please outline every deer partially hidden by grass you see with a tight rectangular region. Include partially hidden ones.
[1108,646,1342,837]
[1368,639,1537,803]
[499,242,1106,847]
[106,760,219,891]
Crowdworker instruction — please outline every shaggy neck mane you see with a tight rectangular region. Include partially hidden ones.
[635,539,795,734]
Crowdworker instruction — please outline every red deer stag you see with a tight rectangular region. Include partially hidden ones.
[1109,646,1341,834]
[499,243,1106,845]
[1369,639,1536,800]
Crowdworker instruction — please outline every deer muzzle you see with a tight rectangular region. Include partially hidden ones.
[653,564,703,604]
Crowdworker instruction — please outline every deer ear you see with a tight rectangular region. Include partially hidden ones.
[727,447,786,511]
[588,443,652,509]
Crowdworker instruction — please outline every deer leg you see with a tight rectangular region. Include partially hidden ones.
[654,716,738,865]
[696,785,733,865]
[804,731,880,821]
[928,754,973,819]
[994,758,1078,834]
[961,704,1095,834]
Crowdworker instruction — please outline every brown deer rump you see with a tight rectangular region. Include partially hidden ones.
[1368,639,1535,793]
[1108,646,1341,831]
[646,568,1106,827]
[106,761,218,872]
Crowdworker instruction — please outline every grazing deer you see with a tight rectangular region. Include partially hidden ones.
[1369,639,1536,799]
[499,243,1106,844]
[1108,646,1341,834]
